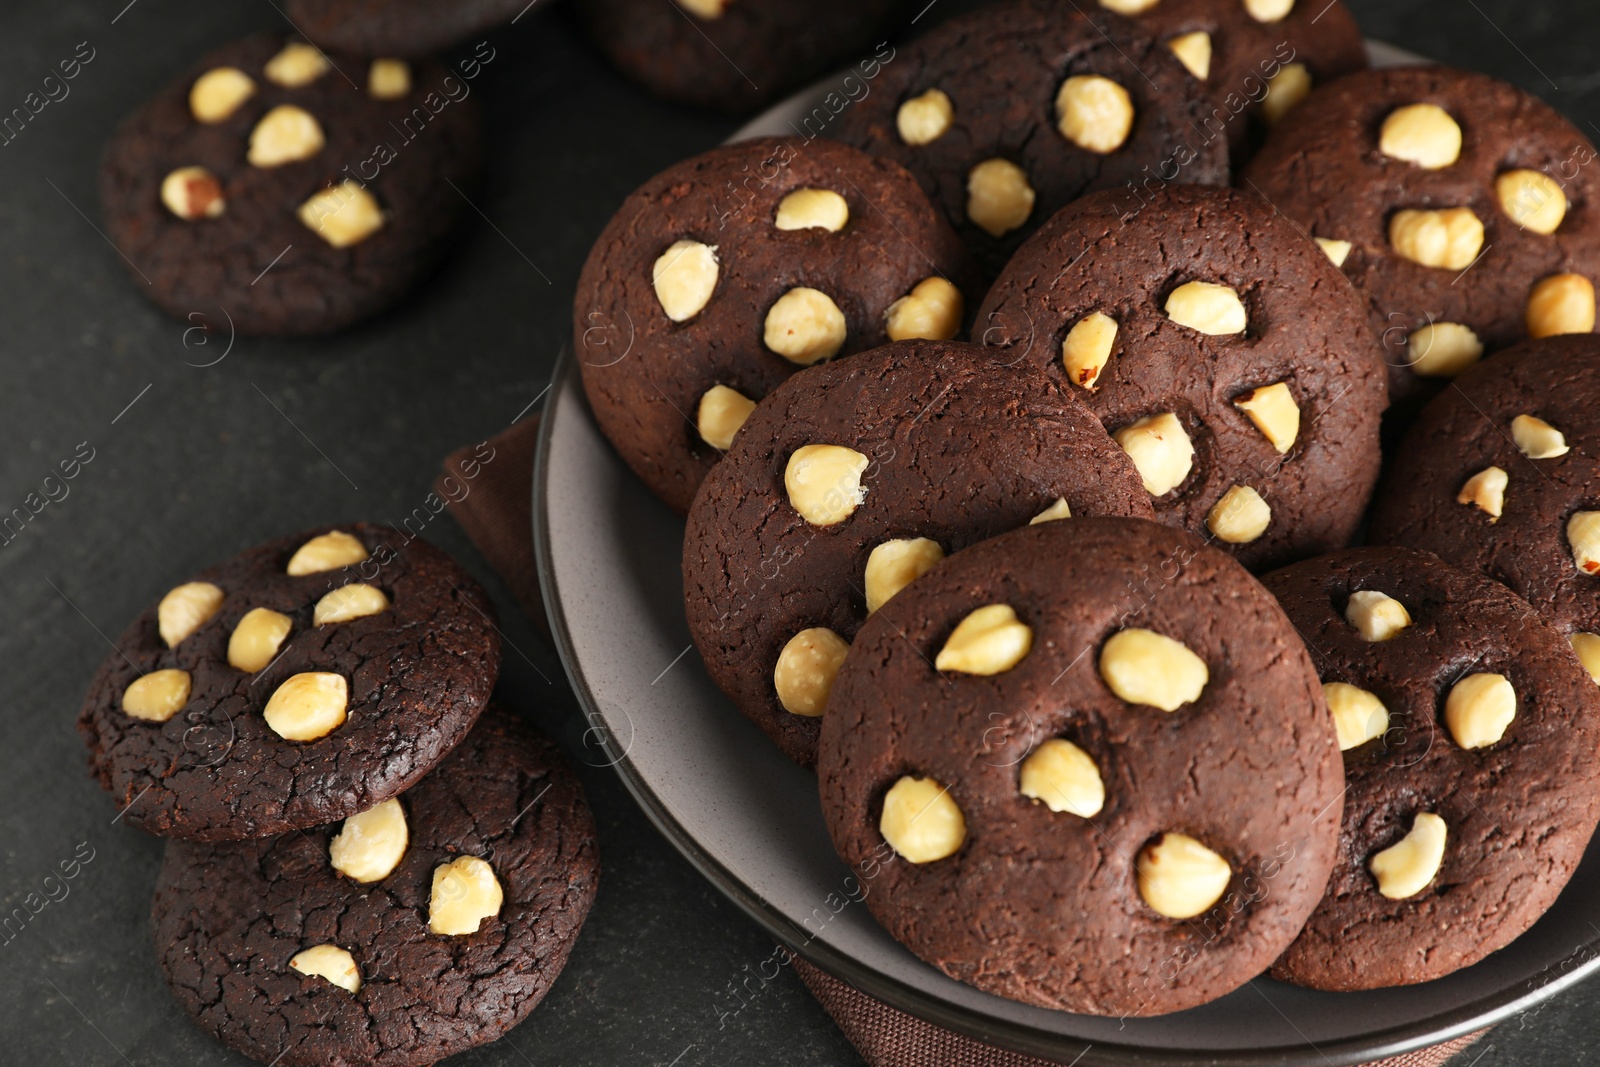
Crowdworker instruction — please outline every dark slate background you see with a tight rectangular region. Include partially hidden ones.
[0,0,1593,1063]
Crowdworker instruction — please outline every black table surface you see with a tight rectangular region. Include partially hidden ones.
[2,1,1597,1064]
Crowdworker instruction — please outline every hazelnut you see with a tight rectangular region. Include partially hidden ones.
[264,42,331,88]
[1316,237,1353,268]
[879,776,965,863]
[1167,31,1212,80]
[1388,208,1484,271]
[1380,104,1463,170]
[289,944,360,994]
[299,182,385,248]
[1568,511,1600,575]
[1569,632,1600,684]
[1406,322,1483,378]
[1019,738,1104,817]
[775,188,849,232]
[1445,672,1516,750]
[189,67,255,124]
[1055,75,1135,154]
[1114,412,1194,497]
[1137,833,1231,920]
[1165,280,1247,335]
[1497,169,1567,235]
[263,672,348,742]
[287,530,368,575]
[1527,273,1596,338]
[966,158,1035,238]
[329,798,408,883]
[1244,0,1294,22]
[160,167,225,221]
[1511,414,1570,459]
[864,537,945,614]
[896,88,954,146]
[936,604,1032,675]
[652,240,720,323]
[1233,381,1300,453]
[429,856,503,935]
[1099,628,1208,712]
[773,628,851,717]
[785,444,869,525]
[368,58,411,100]
[1345,590,1412,642]
[1030,498,1073,524]
[313,584,390,626]
[1456,466,1508,522]
[122,669,191,723]
[1061,311,1117,389]
[764,287,847,365]
[885,277,963,342]
[158,581,224,647]
[1261,63,1312,125]
[228,607,293,672]
[1323,681,1389,751]
[679,0,731,17]
[1206,485,1271,544]
[1098,0,1161,11]
[1369,813,1447,900]
[696,384,757,451]
[247,104,326,167]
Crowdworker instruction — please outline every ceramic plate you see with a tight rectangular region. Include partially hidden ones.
[534,41,1600,1064]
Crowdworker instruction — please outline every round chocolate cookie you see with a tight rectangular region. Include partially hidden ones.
[574,136,975,514]
[828,0,1230,278]
[976,184,1386,571]
[1261,547,1600,990]
[101,35,482,336]
[817,517,1342,1015]
[574,0,906,113]
[78,523,500,841]
[683,341,1155,766]
[152,704,599,1067]
[1104,0,1367,162]
[1369,335,1600,650]
[1241,66,1600,407]
[287,0,522,56]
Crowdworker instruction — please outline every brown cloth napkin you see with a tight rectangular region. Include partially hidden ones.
[439,417,1486,1067]
[788,956,1485,1067]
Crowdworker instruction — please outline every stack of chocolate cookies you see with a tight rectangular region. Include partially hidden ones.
[572,0,1600,1018]
[78,525,598,1066]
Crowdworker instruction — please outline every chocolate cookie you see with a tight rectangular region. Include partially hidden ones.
[1369,336,1600,652]
[152,704,598,1067]
[1241,66,1600,407]
[977,184,1386,571]
[101,35,483,336]
[829,0,1230,277]
[287,0,522,56]
[1262,547,1600,990]
[574,0,905,113]
[78,523,500,841]
[1105,0,1367,162]
[574,136,975,514]
[682,340,1155,766]
[817,517,1342,1015]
